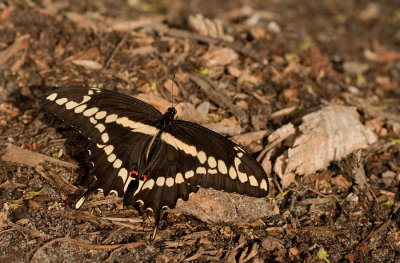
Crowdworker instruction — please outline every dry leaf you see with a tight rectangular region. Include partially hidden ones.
[64,46,100,62]
[122,45,157,57]
[109,16,165,31]
[163,79,180,97]
[202,47,239,67]
[188,14,233,41]
[331,174,352,190]
[364,49,400,63]
[175,102,207,123]
[136,93,171,114]
[0,6,13,21]
[231,130,268,153]
[0,210,8,228]
[65,12,104,32]
[387,121,400,137]
[274,105,377,178]
[203,121,242,136]
[0,34,29,72]
[72,60,102,70]
[270,106,296,119]
[237,70,262,86]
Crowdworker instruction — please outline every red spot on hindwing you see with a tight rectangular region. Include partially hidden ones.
[129,169,146,181]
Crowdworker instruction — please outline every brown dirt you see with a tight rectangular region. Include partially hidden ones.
[1,0,400,262]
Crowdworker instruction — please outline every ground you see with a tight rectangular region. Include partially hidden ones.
[1,0,400,262]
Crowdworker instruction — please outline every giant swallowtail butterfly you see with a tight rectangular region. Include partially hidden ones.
[44,87,269,225]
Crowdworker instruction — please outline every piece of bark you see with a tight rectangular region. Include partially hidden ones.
[1,144,77,169]
[173,188,273,224]
[274,105,377,179]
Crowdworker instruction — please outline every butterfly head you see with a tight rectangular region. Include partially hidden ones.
[166,107,177,116]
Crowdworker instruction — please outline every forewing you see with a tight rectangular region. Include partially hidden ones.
[43,87,162,207]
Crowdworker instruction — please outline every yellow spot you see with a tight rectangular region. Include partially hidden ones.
[105,114,118,123]
[113,159,122,168]
[107,153,116,162]
[142,179,155,190]
[208,169,218,174]
[156,177,165,186]
[260,179,268,191]
[56,98,68,105]
[95,111,107,119]
[208,156,217,168]
[89,117,97,124]
[74,104,87,113]
[166,177,174,187]
[197,151,207,164]
[102,133,109,143]
[46,93,57,101]
[185,170,194,179]
[95,123,105,132]
[196,167,206,174]
[104,145,114,155]
[249,176,258,187]
[83,107,99,117]
[118,168,128,182]
[229,166,237,180]
[218,160,227,174]
[175,173,184,184]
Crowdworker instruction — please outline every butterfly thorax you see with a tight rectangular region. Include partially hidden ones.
[159,107,177,129]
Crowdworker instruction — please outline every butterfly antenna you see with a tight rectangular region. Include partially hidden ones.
[171,75,175,108]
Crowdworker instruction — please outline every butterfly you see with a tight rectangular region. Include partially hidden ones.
[43,87,269,226]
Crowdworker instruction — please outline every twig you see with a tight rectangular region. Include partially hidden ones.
[105,33,128,68]
[356,202,400,249]
[37,167,77,194]
[105,241,145,262]
[31,236,144,263]
[188,73,247,124]
[6,220,55,240]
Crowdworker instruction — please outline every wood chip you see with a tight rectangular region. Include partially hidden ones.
[274,105,377,178]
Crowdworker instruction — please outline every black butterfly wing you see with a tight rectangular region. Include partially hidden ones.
[132,119,269,224]
[43,87,162,206]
